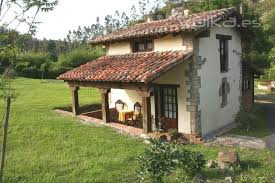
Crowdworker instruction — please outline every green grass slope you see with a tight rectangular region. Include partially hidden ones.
[0,78,274,182]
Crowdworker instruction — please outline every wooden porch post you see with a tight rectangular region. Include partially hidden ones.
[70,86,80,116]
[142,91,152,134]
[100,89,111,123]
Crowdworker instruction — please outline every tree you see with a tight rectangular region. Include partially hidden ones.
[162,0,273,69]
[47,39,57,60]
[0,0,58,181]
[130,5,139,22]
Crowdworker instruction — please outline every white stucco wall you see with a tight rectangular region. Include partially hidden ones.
[108,42,131,55]
[198,26,242,136]
[109,89,142,110]
[154,34,192,52]
[153,61,191,134]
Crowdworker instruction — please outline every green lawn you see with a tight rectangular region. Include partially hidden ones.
[0,78,275,182]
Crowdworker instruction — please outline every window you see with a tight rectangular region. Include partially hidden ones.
[216,34,232,73]
[220,39,228,72]
[132,39,153,53]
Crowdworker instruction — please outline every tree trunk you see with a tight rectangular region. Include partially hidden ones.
[0,97,11,183]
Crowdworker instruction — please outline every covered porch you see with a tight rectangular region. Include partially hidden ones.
[68,81,154,134]
[57,50,193,134]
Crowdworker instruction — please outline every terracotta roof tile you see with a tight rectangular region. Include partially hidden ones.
[90,8,236,45]
[57,50,192,84]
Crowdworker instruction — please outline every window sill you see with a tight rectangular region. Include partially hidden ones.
[220,71,229,74]
[132,50,154,53]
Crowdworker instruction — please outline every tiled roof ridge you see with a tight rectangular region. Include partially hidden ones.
[90,7,236,44]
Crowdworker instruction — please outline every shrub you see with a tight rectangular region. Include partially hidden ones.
[15,52,53,79]
[13,47,105,79]
[49,47,105,78]
[268,67,275,81]
[235,106,259,132]
[259,66,275,81]
[55,47,104,68]
[137,138,205,182]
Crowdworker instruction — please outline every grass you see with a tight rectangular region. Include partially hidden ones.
[0,78,274,182]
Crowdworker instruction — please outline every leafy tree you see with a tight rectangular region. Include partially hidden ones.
[47,39,57,60]
[0,0,58,86]
[183,0,273,69]
[130,5,139,22]
[67,17,104,44]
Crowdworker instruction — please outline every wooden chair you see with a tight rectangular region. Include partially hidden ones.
[126,102,142,127]
[115,100,124,122]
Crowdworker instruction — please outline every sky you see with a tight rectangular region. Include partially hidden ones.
[35,0,138,40]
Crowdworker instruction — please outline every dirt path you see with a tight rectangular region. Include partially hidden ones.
[265,103,275,150]
[256,92,275,151]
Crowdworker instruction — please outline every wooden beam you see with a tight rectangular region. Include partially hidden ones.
[142,92,152,134]
[154,86,159,130]
[67,81,151,92]
[70,86,80,116]
[100,88,110,123]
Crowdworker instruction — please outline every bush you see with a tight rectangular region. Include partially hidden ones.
[235,107,260,132]
[13,47,105,79]
[137,139,205,182]
[55,47,104,68]
[259,66,275,81]
[50,47,105,79]
[15,52,53,79]
[268,67,275,81]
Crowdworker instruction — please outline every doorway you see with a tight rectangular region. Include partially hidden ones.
[156,85,178,131]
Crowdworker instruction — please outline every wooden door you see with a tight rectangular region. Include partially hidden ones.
[160,86,178,131]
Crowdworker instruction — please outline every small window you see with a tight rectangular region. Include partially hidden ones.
[242,78,251,92]
[219,39,228,72]
[216,34,232,73]
[132,39,153,53]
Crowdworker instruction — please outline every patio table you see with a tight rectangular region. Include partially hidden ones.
[118,109,134,123]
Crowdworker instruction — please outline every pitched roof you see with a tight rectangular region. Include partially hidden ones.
[57,50,192,84]
[90,8,236,45]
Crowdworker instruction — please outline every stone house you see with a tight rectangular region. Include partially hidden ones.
[58,7,255,138]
